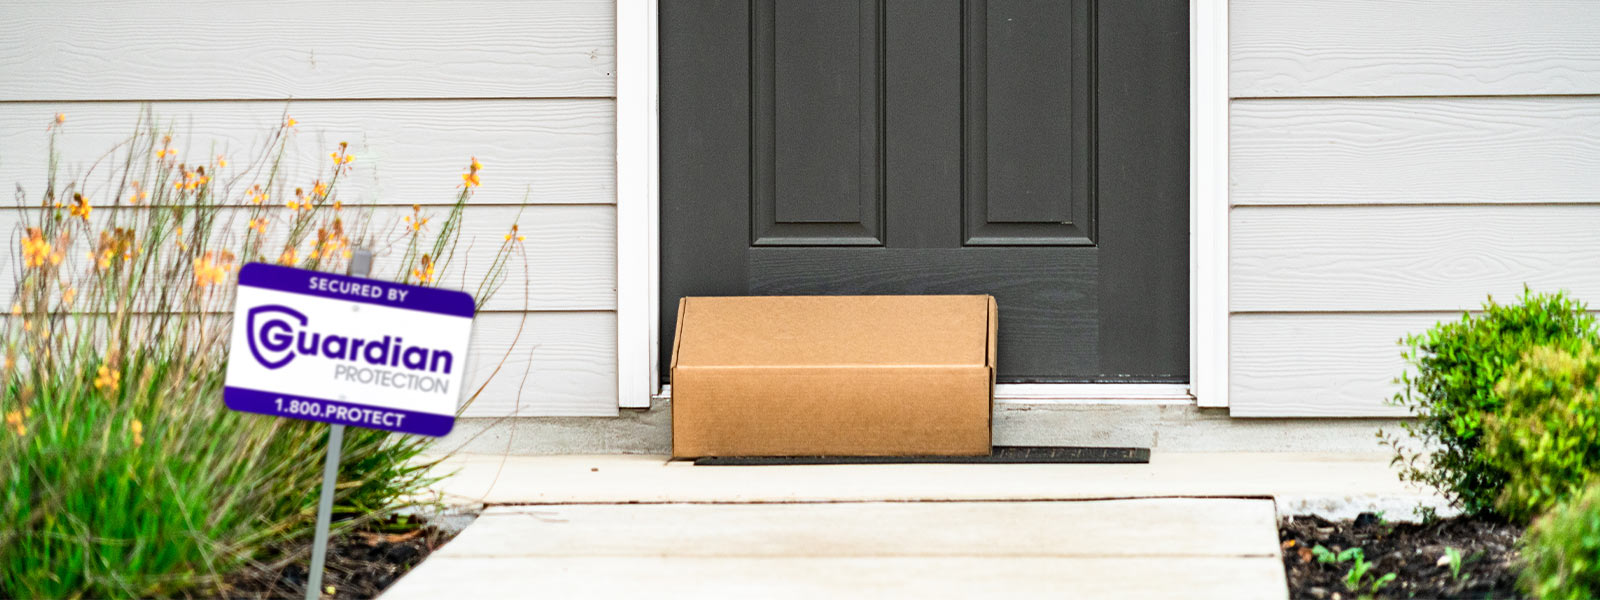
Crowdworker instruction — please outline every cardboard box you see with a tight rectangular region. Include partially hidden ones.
[670,295,996,458]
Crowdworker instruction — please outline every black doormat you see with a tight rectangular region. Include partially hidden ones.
[691,446,1150,466]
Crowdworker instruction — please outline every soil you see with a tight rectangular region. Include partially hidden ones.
[211,513,462,599]
[1280,513,1524,599]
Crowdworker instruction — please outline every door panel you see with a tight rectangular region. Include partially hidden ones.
[965,0,1093,246]
[661,0,1188,383]
[754,0,883,245]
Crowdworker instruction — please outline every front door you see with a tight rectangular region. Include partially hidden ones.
[660,0,1188,383]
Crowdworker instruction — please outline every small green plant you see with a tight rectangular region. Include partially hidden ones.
[1313,546,1395,596]
[1444,546,1464,581]
[1311,544,1361,564]
[1381,289,1598,516]
[1520,482,1600,600]
[1343,550,1394,594]
[1483,343,1600,521]
[1361,572,1397,597]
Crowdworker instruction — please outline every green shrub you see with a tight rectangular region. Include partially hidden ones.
[1382,290,1598,516]
[1520,481,1600,600]
[1485,344,1600,521]
[0,112,520,598]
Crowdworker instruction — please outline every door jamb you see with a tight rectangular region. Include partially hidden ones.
[617,0,1229,408]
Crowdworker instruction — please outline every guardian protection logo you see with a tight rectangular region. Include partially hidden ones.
[246,303,458,374]
[245,302,456,393]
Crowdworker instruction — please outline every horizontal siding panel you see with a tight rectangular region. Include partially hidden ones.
[1231,205,1600,312]
[1232,97,1600,206]
[1229,313,1441,417]
[463,311,617,417]
[1232,0,1600,97]
[0,0,615,100]
[0,204,616,312]
[0,100,615,206]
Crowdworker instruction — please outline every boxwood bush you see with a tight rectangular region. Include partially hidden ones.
[1520,481,1600,600]
[1485,344,1600,522]
[1383,290,1598,516]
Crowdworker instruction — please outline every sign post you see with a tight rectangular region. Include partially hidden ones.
[306,420,345,600]
[304,249,368,600]
[224,249,474,599]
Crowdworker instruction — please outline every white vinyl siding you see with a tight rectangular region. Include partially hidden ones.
[1228,0,1600,416]
[1231,0,1600,98]
[0,0,620,416]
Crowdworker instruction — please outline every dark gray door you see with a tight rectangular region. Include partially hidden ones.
[661,0,1188,383]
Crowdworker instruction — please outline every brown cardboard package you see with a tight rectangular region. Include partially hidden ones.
[669,295,996,458]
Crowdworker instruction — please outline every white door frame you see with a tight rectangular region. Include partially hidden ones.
[616,0,1229,408]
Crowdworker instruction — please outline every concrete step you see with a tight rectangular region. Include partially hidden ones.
[420,452,1451,520]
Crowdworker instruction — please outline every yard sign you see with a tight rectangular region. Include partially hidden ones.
[224,261,474,437]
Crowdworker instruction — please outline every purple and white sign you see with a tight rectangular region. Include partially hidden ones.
[224,263,473,436]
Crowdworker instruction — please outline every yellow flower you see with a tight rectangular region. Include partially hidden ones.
[156,147,177,159]
[131,419,144,446]
[4,410,23,436]
[330,143,355,167]
[54,113,65,125]
[93,229,130,271]
[286,116,298,128]
[21,228,51,268]
[216,155,228,168]
[193,251,235,287]
[69,193,92,221]
[125,181,147,204]
[95,364,120,393]
[173,167,210,191]
[247,218,269,234]
[411,254,435,284]
[61,287,76,305]
[247,185,268,205]
[278,247,298,266]
[404,206,429,232]
[9,303,20,316]
[460,156,482,188]
[311,180,328,198]
[504,224,525,243]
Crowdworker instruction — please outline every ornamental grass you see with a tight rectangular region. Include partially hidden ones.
[0,110,524,598]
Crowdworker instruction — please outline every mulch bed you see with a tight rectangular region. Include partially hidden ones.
[215,513,463,599]
[1280,512,1524,599]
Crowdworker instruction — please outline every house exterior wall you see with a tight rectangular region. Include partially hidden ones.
[14,1,1598,423]
[0,0,622,417]
[1227,0,1600,416]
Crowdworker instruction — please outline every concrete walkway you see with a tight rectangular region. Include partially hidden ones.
[383,453,1443,599]
[387,499,1286,599]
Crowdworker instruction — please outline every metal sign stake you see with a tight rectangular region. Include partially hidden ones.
[305,249,373,600]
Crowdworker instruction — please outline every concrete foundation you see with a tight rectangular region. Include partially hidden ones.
[429,399,1402,455]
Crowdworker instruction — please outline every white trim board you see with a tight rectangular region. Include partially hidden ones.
[1190,0,1230,408]
[615,0,1230,409]
[615,0,660,408]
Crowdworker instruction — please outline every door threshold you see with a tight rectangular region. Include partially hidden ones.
[653,383,1194,405]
